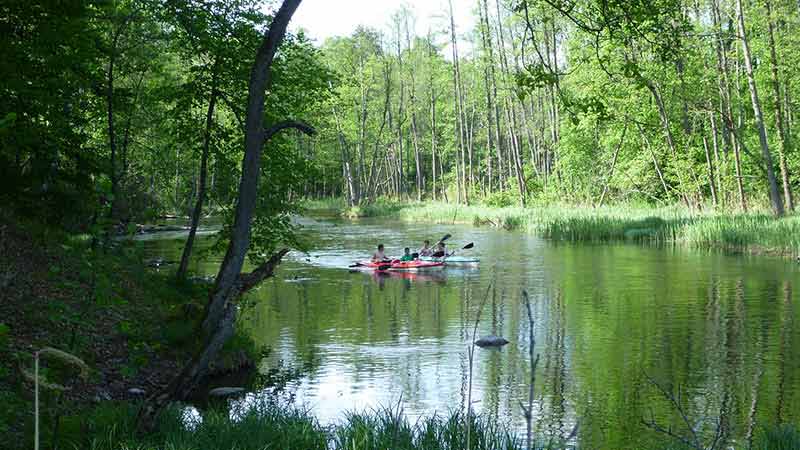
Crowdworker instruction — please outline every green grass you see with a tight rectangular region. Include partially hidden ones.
[78,401,528,450]
[757,424,800,450]
[304,198,800,257]
[57,399,800,450]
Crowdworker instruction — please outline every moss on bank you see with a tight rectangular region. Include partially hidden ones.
[302,199,800,258]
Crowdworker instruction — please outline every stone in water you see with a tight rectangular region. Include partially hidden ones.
[474,335,509,348]
[208,387,246,398]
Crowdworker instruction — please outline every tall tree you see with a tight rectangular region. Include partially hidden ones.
[137,0,312,429]
[736,0,784,215]
[765,0,794,211]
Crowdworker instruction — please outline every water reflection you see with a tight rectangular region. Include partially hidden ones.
[141,217,800,449]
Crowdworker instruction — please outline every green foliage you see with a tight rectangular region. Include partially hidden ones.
[484,191,515,208]
[0,323,8,350]
[757,424,800,450]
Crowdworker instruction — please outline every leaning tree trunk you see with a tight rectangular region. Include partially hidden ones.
[177,66,220,281]
[737,0,784,216]
[137,0,310,431]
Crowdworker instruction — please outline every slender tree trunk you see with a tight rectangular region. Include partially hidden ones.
[597,122,627,208]
[107,33,120,219]
[357,79,368,201]
[709,111,724,206]
[177,66,220,281]
[737,0,784,215]
[428,34,438,201]
[405,20,423,202]
[333,101,358,207]
[711,0,743,209]
[494,0,527,204]
[641,77,691,208]
[449,0,467,203]
[138,0,306,431]
[703,129,720,207]
[638,123,671,199]
[766,0,793,211]
[481,0,504,192]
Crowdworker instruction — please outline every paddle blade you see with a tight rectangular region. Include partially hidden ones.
[462,242,474,250]
[439,234,452,243]
[348,262,363,268]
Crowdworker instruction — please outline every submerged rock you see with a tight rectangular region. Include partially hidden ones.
[474,335,510,348]
[128,387,146,396]
[208,387,246,398]
[146,258,176,268]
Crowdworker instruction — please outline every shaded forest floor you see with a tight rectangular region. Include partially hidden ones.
[0,210,255,448]
[304,198,800,259]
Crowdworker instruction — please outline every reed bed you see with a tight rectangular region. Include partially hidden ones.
[308,199,800,256]
[79,400,800,450]
[81,401,527,450]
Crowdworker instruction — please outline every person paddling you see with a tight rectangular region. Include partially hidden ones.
[400,247,414,261]
[432,242,449,258]
[372,244,389,262]
[419,240,433,257]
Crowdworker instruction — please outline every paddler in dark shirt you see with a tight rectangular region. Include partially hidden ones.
[431,242,449,258]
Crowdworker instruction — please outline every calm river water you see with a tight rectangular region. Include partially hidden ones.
[140,214,800,449]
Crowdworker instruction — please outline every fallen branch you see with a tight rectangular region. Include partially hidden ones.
[236,248,290,294]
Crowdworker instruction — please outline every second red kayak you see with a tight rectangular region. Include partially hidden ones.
[358,260,445,271]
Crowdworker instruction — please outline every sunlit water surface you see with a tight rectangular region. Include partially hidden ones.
[140,214,800,449]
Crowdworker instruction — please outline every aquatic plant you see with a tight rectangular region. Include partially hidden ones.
[83,399,528,450]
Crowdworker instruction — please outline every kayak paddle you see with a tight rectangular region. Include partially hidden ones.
[349,261,393,271]
[444,242,474,260]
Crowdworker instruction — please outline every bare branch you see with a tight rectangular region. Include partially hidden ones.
[263,120,316,142]
[642,371,704,450]
[236,248,290,294]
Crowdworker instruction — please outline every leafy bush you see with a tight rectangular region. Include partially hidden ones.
[483,191,514,208]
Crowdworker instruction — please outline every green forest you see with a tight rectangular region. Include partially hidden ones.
[2,0,800,448]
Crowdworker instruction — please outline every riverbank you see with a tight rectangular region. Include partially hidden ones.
[0,212,257,448]
[46,398,800,450]
[304,198,800,258]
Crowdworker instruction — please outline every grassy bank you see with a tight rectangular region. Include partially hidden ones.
[303,198,800,257]
[48,398,800,450]
[80,401,528,450]
[0,212,258,448]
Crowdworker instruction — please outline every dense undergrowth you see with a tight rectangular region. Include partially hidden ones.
[0,211,259,449]
[303,198,800,257]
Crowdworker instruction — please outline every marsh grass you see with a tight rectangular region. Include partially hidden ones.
[305,199,800,256]
[756,424,800,450]
[81,401,526,450]
[76,400,799,450]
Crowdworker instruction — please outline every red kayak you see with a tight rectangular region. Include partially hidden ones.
[357,260,445,271]
[373,270,446,283]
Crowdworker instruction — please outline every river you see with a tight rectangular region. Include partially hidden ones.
[139,213,800,449]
